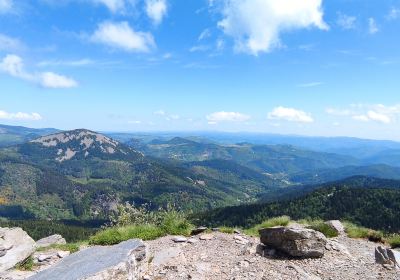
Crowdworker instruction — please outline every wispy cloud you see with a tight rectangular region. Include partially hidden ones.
[207,111,250,123]
[386,7,400,20]
[297,82,323,88]
[0,33,24,51]
[0,0,12,14]
[37,59,95,67]
[328,104,400,124]
[337,13,357,30]
[0,54,78,88]
[368,18,379,34]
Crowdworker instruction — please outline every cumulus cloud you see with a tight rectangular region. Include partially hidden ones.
[337,13,356,30]
[145,0,168,25]
[0,54,78,88]
[217,0,328,55]
[0,0,12,14]
[387,7,400,20]
[268,106,314,123]
[0,110,42,121]
[91,21,155,52]
[368,18,379,34]
[206,111,250,123]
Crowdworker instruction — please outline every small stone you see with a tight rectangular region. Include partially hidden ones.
[57,251,70,258]
[234,229,241,234]
[143,275,151,280]
[172,236,188,243]
[187,238,198,244]
[211,228,220,232]
[190,227,207,235]
[38,254,52,262]
[199,234,214,241]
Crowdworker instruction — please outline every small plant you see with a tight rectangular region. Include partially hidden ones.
[343,222,383,243]
[302,219,339,238]
[15,256,34,271]
[386,234,400,248]
[219,227,236,234]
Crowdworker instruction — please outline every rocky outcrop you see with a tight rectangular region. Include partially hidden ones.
[0,227,36,272]
[259,226,327,258]
[325,220,345,235]
[28,239,146,280]
[375,246,400,269]
[36,234,66,248]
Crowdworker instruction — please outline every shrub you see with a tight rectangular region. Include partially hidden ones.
[219,227,236,234]
[344,222,383,243]
[386,234,400,248]
[244,216,291,236]
[161,208,192,236]
[15,256,34,271]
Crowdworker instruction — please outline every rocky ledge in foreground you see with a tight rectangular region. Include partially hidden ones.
[28,239,146,280]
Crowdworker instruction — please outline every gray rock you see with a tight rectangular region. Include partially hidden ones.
[199,234,214,241]
[190,227,207,235]
[172,236,187,243]
[259,226,327,258]
[28,239,146,280]
[0,227,36,272]
[375,246,400,268]
[36,234,66,248]
[324,220,345,235]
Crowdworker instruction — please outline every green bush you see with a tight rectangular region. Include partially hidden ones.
[344,222,383,242]
[219,227,236,234]
[89,224,164,245]
[244,216,291,236]
[386,234,400,248]
[161,209,192,236]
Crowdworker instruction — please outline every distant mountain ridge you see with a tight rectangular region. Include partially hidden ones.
[0,124,59,147]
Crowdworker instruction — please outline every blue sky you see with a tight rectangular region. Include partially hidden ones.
[1,0,400,140]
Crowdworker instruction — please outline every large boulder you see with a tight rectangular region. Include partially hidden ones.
[36,234,66,248]
[0,227,36,272]
[28,239,146,280]
[259,226,327,258]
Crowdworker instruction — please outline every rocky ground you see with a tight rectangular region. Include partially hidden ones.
[143,232,399,280]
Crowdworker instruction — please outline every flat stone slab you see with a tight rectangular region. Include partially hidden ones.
[28,239,145,280]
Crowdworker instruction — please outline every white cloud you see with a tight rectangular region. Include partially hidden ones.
[0,0,12,14]
[217,0,328,55]
[0,110,42,121]
[297,82,323,88]
[387,7,400,20]
[0,34,23,51]
[145,0,167,25]
[268,106,314,123]
[93,0,126,13]
[198,29,211,41]
[91,21,155,52]
[332,104,400,124]
[368,18,379,34]
[0,54,78,88]
[154,110,166,116]
[37,59,94,67]
[206,111,250,122]
[337,13,356,30]
[40,72,78,88]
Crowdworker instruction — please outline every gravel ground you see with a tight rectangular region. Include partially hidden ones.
[143,232,399,280]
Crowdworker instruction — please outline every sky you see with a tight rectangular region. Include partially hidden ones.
[0,0,400,140]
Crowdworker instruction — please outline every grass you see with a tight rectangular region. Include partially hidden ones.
[387,234,400,248]
[298,219,339,238]
[219,226,236,234]
[36,243,84,253]
[15,256,34,271]
[244,216,291,236]
[343,222,384,242]
[90,209,194,245]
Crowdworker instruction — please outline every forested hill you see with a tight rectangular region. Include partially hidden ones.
[195,176,400,232]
